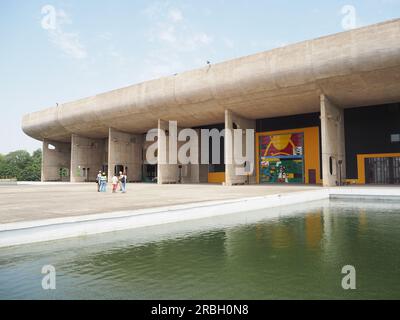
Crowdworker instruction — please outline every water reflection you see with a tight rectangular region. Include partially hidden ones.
[1,199,400,299]
[305,212,323,249]
[358,210,368,234]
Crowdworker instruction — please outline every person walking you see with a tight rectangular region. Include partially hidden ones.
[112,174,119,193]
[96,171,102,192]
[100,172,107,192]
[119,171,127,193]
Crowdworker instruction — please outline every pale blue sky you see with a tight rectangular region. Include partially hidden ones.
[0,0,399,154]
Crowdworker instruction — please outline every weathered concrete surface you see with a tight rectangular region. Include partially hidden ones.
[178,128,201,184]
[320,94,346,186]
[156,120,200,184]
[157,119,179,184]
[22,19,400,142]
[71,134,106,182]
[225,110,256,186]
[108,128,143,182]
[42,140,71,182]
[0,183,320,224]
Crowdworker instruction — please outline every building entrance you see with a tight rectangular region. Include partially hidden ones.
[365,157,400,184]
[114,165,125,175]
[143,164,157,183]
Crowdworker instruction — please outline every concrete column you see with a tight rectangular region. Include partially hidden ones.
[70,135,107,182]
[157,119,178,184]
[157,121,201,184]
[42,139,71,182]
[225,110,256,186]
[108,128,143,183]
[199,165,209,183]
[198,129,210,183]
[181,128,200,184]
[320,94,346,187]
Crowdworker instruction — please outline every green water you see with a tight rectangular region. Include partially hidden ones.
[1,199,400,299]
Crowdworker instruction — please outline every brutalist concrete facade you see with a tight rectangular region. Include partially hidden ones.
[22,19,400,186]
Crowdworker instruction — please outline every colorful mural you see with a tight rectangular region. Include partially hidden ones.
[259,133,304,184]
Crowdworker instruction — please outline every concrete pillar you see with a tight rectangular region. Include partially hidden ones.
[320,94,346,187]
[157,119,178,184]
[181,128,200,184]
[157,120,200,184]
[198,130,211,183]
[198,165,209,183]
[225,110,256,186]
[108,128,143,183]
[42,139,71,182]
[70,134,107,182]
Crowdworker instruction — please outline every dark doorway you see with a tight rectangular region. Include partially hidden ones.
[114,165,124,175]
[143,164,157,183]
[365,157,400,185]
[308,169,316,184]
[85,168,90,182]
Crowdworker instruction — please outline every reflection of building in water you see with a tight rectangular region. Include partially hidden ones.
[320,203,369,264]
[223,220,297,259]
[358,209,368,233]
[270,225,293,249]
[320,204,340,264]
[322,206,332,243]
[255,224,264,241]
[305,212,323,249]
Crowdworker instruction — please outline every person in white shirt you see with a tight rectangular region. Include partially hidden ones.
[112,175,119,193]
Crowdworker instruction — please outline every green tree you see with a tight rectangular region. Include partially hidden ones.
[22,149,42,181]
[0,149,42,181]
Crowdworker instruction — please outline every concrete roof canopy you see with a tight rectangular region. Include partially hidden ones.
[22,19,400,142]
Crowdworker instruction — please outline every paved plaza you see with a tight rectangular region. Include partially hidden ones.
[0,183,320,224]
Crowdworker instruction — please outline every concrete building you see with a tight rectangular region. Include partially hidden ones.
[22,19,400,186]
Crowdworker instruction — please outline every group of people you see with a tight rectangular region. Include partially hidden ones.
[96,171,127,193]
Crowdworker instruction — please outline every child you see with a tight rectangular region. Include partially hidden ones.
[112,174,119,193]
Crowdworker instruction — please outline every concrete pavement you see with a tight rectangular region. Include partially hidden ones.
[0,183,320,224]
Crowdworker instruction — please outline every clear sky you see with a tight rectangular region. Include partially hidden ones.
[0,0,399,154]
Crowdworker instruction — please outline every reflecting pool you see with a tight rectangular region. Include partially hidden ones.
[1,199,400,299]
